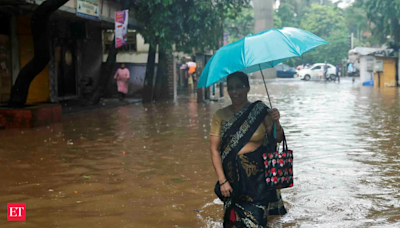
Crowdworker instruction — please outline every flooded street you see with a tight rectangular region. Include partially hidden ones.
[1,78,400,228]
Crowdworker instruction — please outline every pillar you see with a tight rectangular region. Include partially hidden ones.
[253,0,276,79]
[165,54,175,99]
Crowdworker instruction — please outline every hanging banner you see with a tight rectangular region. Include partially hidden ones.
[115,10,129,48]
[76,0,100,20]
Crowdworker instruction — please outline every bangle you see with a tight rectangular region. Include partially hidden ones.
[219,180,228,186]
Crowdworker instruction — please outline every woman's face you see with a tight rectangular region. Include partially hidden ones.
[121,64,125,69]
[227,77,249,105]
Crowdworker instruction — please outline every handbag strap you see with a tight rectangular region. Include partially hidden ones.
[274,130,288,152]
[282,130,288,151]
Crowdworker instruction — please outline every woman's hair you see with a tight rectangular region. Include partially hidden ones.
[227,71,250,88]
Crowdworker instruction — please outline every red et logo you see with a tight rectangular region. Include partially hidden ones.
[7,203,26,221]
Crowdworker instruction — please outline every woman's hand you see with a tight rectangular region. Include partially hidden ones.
[220,181,233,197]
[269,108,280,121]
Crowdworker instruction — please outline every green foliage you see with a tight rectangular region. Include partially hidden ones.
[278,3,350,66]
[276,2,298,27]
[300,4,346,37]
[301,29,349,64]
[133,0,251,53]
[224,7,254,43]
[355,0,400,47]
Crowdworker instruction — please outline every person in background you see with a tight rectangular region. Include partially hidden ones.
[188,73,194,94]
[323,61,328,80]
[348,63,355,83]
[114,63,130,100]
[335,63,340,83]
[192,72,198,92]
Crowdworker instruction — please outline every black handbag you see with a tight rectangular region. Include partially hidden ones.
[263,133,293,189]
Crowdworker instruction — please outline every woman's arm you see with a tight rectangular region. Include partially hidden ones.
[114,69,119,79]
[210,136,226,183]
[210,135,233,197]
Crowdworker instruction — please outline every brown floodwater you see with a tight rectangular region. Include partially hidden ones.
[1,78,399,228]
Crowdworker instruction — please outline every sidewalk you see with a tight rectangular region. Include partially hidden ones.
[61,97,142,115]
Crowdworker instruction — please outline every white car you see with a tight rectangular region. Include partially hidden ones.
[296,63,337,81]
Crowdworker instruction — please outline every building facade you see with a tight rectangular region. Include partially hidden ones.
[0,0,139,104]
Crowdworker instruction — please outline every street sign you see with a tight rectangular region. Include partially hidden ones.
[76,0,100,21]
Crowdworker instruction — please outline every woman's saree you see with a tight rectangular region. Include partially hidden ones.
[215,101,287,228]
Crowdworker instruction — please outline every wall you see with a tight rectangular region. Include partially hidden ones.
[104,34,159,64]
[359,56,374,83]
[64,0,76,8]
[17,16,50,103]
[100,0,120,20]
[374,57,396,88]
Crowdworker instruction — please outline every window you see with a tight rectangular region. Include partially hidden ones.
[312,66,322,70]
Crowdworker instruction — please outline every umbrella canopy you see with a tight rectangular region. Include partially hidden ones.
[186,61,196,67]
[197,27,328,89]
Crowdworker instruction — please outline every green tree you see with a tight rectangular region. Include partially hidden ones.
[354,0,400,48]
[300,4,346,37]
[276,1,297,27]
[280,3,349,66]
[343,4,374,46]
[224,6,254,43]
[134,0,250,102]
[298,4,348,64]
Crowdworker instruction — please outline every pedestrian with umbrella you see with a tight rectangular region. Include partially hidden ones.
[201,27,327,227]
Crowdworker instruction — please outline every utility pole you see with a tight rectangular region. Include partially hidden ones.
[351,32,354,49]
[348,33,354,50]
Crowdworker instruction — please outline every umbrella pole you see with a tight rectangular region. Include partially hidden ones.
[258,64,277,139]
[258,64,273,108]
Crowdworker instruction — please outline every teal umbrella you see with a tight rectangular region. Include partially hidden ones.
[197,27,328,137]
[197,27,328,91]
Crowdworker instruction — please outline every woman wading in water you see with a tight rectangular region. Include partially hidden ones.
[209,72,287,227]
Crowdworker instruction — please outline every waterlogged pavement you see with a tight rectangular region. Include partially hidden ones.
[0,78,399,228]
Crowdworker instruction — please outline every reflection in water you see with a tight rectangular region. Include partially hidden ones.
[0,78,399,228]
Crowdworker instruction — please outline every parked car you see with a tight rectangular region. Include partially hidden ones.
[296,63,337,81]
[275,64,297,78]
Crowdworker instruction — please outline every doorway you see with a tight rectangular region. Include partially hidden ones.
[56,39,77,98]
